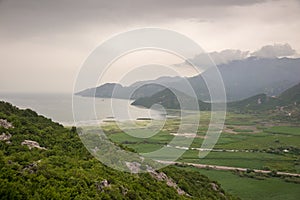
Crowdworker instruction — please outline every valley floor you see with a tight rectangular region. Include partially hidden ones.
[99,111,300,199]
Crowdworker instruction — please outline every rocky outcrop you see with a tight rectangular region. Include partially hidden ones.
[21,140,46,150]
[125,162,141,174]
[210,183,226,198]
[0,132,11,141]
[95,179,110,191]
[124,161,188,196]
[0,119,14,129]
[147,168,187,196]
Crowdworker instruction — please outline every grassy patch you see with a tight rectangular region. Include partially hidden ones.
[232,129,254,133]
[264,126,300,136]
[178,151,298,173]
[180,166,300,200]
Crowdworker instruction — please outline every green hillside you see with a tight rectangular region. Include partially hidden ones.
[230,82,300,112]
[0,101,236,200]
[278,82,300,104]
[131,82,300,114]
[227,93,280,112]
[131,88,210,111]
[131,89,278,111]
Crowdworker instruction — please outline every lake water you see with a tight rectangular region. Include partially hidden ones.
[0,93,164,126]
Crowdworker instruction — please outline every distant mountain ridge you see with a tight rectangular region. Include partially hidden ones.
[131,82,300,114]
[76,57,300,101]
[76,83,167,100]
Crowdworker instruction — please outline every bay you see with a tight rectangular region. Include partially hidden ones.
[0,93,164,126]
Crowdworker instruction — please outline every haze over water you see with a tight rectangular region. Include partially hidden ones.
[0,93,164,126]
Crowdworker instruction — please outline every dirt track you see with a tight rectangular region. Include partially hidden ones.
[157,160,300,177]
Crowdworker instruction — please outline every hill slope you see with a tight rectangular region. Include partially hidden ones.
[76,57,300,101]
[278,82,300,105]
[76,83,166,100]
[131,88,210,111]
[0,101,236,199]
[227,94,280,111]
[132,82,300,114]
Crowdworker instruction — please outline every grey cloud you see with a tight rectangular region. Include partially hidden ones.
[186,49,249,66]
[184,43,297,67]
[0,0,270,39]
[251,43,297,58]
[209,50,249,64]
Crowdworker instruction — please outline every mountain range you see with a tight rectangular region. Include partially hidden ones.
[132,82,300,114]
[76,57,300,102]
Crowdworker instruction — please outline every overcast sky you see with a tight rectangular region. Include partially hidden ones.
[0,0,300,93]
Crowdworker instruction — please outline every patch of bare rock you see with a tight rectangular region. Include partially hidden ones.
[21,140,47,150]
[0,119,14,129]
[147,167,188,196]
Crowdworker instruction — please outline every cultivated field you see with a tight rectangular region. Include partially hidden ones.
[99,111,300,199]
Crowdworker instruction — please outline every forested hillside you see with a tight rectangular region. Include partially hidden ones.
[0,101,237,199]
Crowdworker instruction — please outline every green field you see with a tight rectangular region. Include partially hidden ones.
[179,151,298,172]
[103,112,300,173]
[180,166,300,200]
[264,126,300,136]
[101,111,300,199]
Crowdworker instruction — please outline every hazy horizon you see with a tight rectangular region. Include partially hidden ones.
[1,0,300,93]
